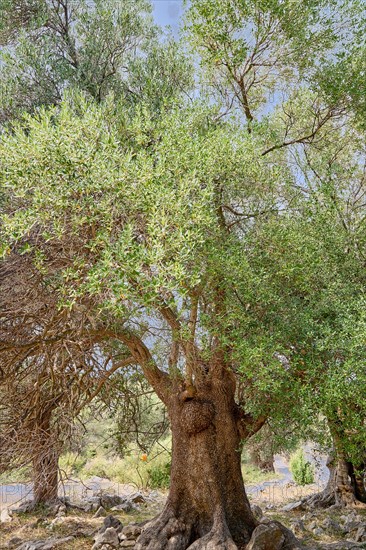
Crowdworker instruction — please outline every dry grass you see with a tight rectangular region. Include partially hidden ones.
[0,505,155,550]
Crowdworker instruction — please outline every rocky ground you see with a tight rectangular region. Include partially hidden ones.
[1,484,366,549]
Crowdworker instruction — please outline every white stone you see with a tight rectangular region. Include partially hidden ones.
[0,508,12,523]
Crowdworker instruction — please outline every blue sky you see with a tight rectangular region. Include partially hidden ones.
[152,1,184,34]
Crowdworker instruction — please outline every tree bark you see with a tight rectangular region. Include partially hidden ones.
[32,410,59,506]
[135,375,257,550]
[349,462,366,504]
[33,447,59,505]
[305,454,366,509]
[250,453,275,473]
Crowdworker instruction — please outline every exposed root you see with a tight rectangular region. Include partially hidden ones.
[303,489,335,509]
[186,510,239,550]
[352,501,366,510]
[303,489,366,510]
[135,506,191,550]
[186,523,237,550]
[135,506,241,550]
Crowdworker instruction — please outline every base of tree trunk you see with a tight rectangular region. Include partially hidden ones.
[135,504,238,550]
[135,378,299,549]
[304,456,366,509]
[135,511,300,550]
[32,445,59,506]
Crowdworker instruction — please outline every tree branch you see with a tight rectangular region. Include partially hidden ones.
[237,411,267,441]
[75,355,135,414]
[261,109,339,156]
[100,328,171,402]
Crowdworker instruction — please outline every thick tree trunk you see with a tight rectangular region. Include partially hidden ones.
[305,454,366,509]
[32,411,59,506]
[247,425,275,473]
[349,463,366,504]
[33,447,59,505]
[135,376,257,550]
[249,449,275,473]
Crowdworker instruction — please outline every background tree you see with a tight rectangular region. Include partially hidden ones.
[0,0,193,507]
[236,115,366,507]
[0,0,193,123]
[0,250,139,505]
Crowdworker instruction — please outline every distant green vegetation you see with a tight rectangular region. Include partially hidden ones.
[58,437,280,490]
[290,449,315,486]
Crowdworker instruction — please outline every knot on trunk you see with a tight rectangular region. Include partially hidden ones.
[180,399,215,435]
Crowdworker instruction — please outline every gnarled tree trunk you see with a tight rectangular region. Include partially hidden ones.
[247,425,275,473]
[349,462,366,504]
[305,454,366,509]
[135,376,257,550]
[32,410,59,506]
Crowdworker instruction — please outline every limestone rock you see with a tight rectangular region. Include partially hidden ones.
[7,537,22,549]
[259,516,273,525]
[319,542,366,549]
[246,523,285,550]
[42,537,75,550]
[282,501,304,512]
[1,508,13,523]
[11,501,35,514]
[94,506,107,518]
[92,527,120,550]
[290,519,306,536]
[15,537,74,550]
[111,503,134,513]
[56,504,66,516]
[129,493,145,505]
[321,517,342,533]
[353,523,366,542]
[252,504,263,520]
[121,524,142,540]
[98,515,123,535]
[49,516,66,528]
[82,496,101,512]
[342,513,361,534]
[100,495,125,509]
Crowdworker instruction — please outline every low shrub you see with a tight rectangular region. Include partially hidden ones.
[76,438,172,490]
[80,455,111,480]
[59,452,87,477]
[147,461,171,489]
[289,448,314,485]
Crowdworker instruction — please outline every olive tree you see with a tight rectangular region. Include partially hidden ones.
[0,0,193,508]
[0,93,289,547]
[1,0,365,547]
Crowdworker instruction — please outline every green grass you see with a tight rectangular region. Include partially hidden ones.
[0,438,279,491]
[71,437,172,490]
[241,463,281,485]
[0,466,31,484]
[74,438,278,489]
